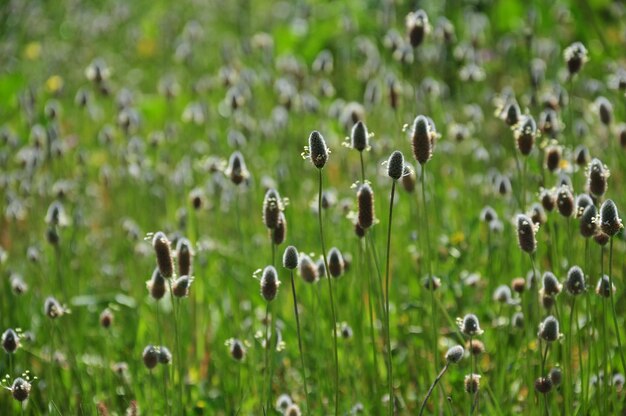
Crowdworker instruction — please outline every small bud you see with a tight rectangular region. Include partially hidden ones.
[445,345,464,364]
[229,339,246,361]
[100,308,114,329]
[261,266,280,301]
[225,151,250,185]
[327,247,344,278]
[600,199,623,236]
[587,159,609,198]
[515,116,537,155]
[467,339,485,356]
[176,238,193,277]
[556,185,574,218]
[285,403,302,416]
[44,296,66,319]
[595,97,613,126]
[1,329,19,353]
[147,267,167,300]
[538,315,560,342]
[565,266,586,295]
[593,231,610,246]
[459,314,483,336]
[535,377,553,394]
[511,277,526,294]
[172,275,193,297]
[575,194,594,218]
[528,203,547,226]
[308,130,329,169]
[580,205,598,238]
[406,10,430,48]
[542,272,562,296]
[351,121,369,151]
[564,42,588,76]
[143,345,159,369]
[158,346,172,364]
[272,212,287,245]
[411,115,435,165]
[512,312,525,329]
[464,374,481,394]
[11,378,31,402]
[549,367,562,386]
[387,151,404,180]
[545,145,562,173]
[480,206,498,223]
[357,184,375,229]
[493,285,512,304]
[282,246,299,270]
[574,145,590,166]
[540,189,555,212]
[263,189,283,229]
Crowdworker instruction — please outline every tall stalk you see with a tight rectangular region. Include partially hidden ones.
[607,237,626,374]
[289,270,311,415]
[384,180,396,416]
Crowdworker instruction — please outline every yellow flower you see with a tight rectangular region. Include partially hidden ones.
[24,42,41,60]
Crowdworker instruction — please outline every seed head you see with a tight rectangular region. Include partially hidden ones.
[225,151,249,185]
[529,203,547,226]
[298,254,318,283]
[464,374,481,394]
[263,189,283,229]
[549,367,563,386]
[406,10,430,48]
[152,231,174,278]
[351,121,369,151]
[275,394,292,412]
[535,377,553,394]
[459,314,483,336]
[285,403,302,416]
[565,266,586,295]
[176,238,193,277]
[538,315,561,342]
[587,159,609,198]
[100,308,114,329]
[480,206,497,223]
[308,130,329,169]
[511,277,526,294]
[357,184,375,229]
[542,272,562,296]
[355,222,366,238]
[45,201,69,227]
[229,339,246,361]
[11,378,31,402]
[411,115,436,165]
[387,150,405,180]
[516,214,537,254]
[493,285,512,304]
[575,145,590,166]
[261,266,280,301]
[1,328,19,353]
[596,275,614,298]
[556,185,574,217]
[401,165,416,192]
[445,345,464,364]
[545,145,562,173]
[595,96,613,125]
[147,267,167,300]
[575,194,594,218]
[44,296,66,319]
[580,205,598,238]
[540,188,556,212]
[282,246,299,270]
[327,247,344,278]
[593,231,610,246]
[515,116,537,155]
[542,293,556,310]
[172,275,193,297]
[467,339,485,356]
[564,42,588,76]
[600,199,623,236]
[512,312,525,329]
[272,212,287,245]
[142,345,159,369]
[505,101,521,126]
[158,346,172,364]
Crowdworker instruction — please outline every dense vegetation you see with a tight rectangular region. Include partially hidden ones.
[1,0,626,414]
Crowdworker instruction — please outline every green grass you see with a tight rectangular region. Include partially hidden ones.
[1,0,626,414]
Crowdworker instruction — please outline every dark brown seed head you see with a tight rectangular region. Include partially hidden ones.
[460,314,483,336]
[176,238,193,277]
[142,345,159,369]
[158,346,172,364]
[100,308,113,329]
[261,266,280,301]
[225,151,249,185]
[596,275,614,298]
[272,212,287,245]
[308,130,329,169]
[545,145,562,173]
[298,254,318,283]
[529,203,547,226]
[505,101,521,126]
[580,205,598,238]
[575,145,590,166]
[327,247,344,278]
[549,367,563,386]
[44,296,65,319]
[467,339,485,356]
[540,188,556,212]
[512,277,526,293]
[542,272,562,296]
[556,185,574,217]
[480,206,497,223]
[173,275,193,297]
[564,42,588,76]
[535,377,553,394]
[445,345,465,364]
[230,339,246,361]
[1,329,19,353]
[387,150,404,180]
[539,109,559,136]
[357,184,375,229]
[587,159,609,198]
[512,312,525,329]
[538,315,560,342]
[11,378,31,402]
[575,194,594,218]
[406,9,430,48]
[515,116,536,155]
[263,189,283,229]
[516,214,537,254]
[593,231,610,246]
[565,266,586,295]
[401,165,416,192]
[542,294,556,310]
[282,246,299,270]
[493,285,512,304]
[464,374,481,394]
[600,199,623,236]
[351,121,369,151]
[595,96,613,125]
[147,267,167,300]
[152,231,174,278]
[411,115,435,165]
[355,222,366,238]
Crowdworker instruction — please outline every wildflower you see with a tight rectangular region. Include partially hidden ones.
[406,10,431,48]
[587,159,609,198]
[564,42,588,76]
[516,214,537,254]
[351,121,369,151]
[459,314,484,336]
[445,345,464,364]
[464,374,481,394]
[261,266,280,301]
[225,151,250,185]
[282,246,299,270]
[1,329,19,353]
[308,130,329,169]
[10,378,31,402]
[538,316,561,342]
[387,150,405,180]
[357,184,375,229]
[600,199,623,236]
[142,345,159,370]
[565,266,586,295]
[152,231,174,278]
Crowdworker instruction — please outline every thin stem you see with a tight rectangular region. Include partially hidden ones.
[156,302,170,416]
[264,301,272,414]
[418,364,449,416]
[318,168,339,416]
[384,180,396,416]
[290,271,311,415]
[359,151,365,183]
[608,237,626,375]
[421,166,437,377]
[168,282,183,413]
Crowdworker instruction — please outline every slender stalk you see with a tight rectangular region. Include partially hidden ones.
[290,270,311,415]
[317,169,339,415]
[156,302,170,416]
[264,301,272,414]
[168,282,183,413]
[607,237,626,375]
[418,364,449,416]
[384,181,396,416]
[420,166,437,377]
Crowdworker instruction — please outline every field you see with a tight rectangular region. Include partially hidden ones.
[1,0,626,414]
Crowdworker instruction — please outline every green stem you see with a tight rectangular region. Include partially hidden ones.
[384,180,396,416]
[418,364,448,416]
[290,271,311,415]
[608,237,626,375]
[264,301,272,414]
[168,283,183,413]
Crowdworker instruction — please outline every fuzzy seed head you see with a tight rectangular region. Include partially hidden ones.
[261,266,280,301]
[229,339,246,361]
[565,266,586,295]
[600,199,623,236]
[516,214,537,254]
[535,377,553,394]
[575,145,590,166]
[387,150,405,180]
[512,312,525,329]
[142,345,159,369]
[285,404,302,416]
[505,101,521,126]
[351,121,369,151]
[545,145,562,173]
[529,203,547,226]
[298,254,318,283]
[411,115,436,165]
[152,231,174,278]
[593,231,610,246]
[460,314,483,336]
[587,159,609,198]
[542,272,562,296]
[327,247,344,278]
[406,9,430,48]
[173,275,193,297]
[564,42,588,75]
[1,328,19,353]
[225,151,249,185]
[511,277,526,294]
[575,194,594,218]
[263,189,283,229]
[272,212,287,245]
[464,374,481,394]
[540,189,556,212]
[467,339,485,356]
[11,377,31,402]
[147,267,167,300]
[549,367,562,386]
[401,165,416,192]
[538,315,560,342]
[515,115,537,155]
[100,308,114,329]
[308,130,329,169]
[493,285,513,304]
[596,275,614,298]
[445,345,464,364]
[44,296,65,319]
[158,346,172,364]
[176,238,193,277]
[357,184,375,229]
[595,96,613,125]
[556,185,574,217]
[282,246,299,270]
[480,206,497,223]
[580,205,598,238]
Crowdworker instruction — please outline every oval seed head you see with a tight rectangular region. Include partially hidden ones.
[600,199,623,236]
[516,214,537,254]
[587,159,609,198]
[261,266,280,301]
[515,116,537,156]
[542,272,562,296]
[565,266,586,295]
[468,339,485,356]
[540,188,556,212]
[480,206,498,223]
[230,339,246,361]
[575,145,591,166]
[152,231,174,278]
[411,115,434,165]
[593,231,610,246]
[493,285,512,304]
[275,394,293,412]
[595,97,613,125]
[1,329,19,353]
[272,212,287,246]
[406,9,430,48]
[512,312,525,329]
[355,222,366,238]
[575,194,594,218]
[542,293,556,310]
[564,42,588,76]
[549,367,563,386]
[11,378,31,402]
[285,403,302,416]
[401,165,416,192]
[327,247,344,278]
[387,150,405,180]
[308,130,329,169]
[225,151,249,185]
[142,345,159,369]
[263,189,283,229]
[357,184,375,229]
[147,267,167,300]
[298,254,318,283]
[460,314,483,336]
[316,258,326,278]
[529,203,547,226]
[535,377,553,394]
[172,275,193,297]
[613,374,625,391]
[44,296,65,319]
[511,277,526,294]
[545,145,562,173]
[464,374,481,394]
[505,101,521,126]
[538,315,560,342]
[580,205,598,238]
[99,308,114,329]
[596,275,614,298]
[158,346,172,364]
[176,238,193,277]
[445,345,465,364]
[556,185,574,217]
[282,246,299,270]
[351,121,369,151]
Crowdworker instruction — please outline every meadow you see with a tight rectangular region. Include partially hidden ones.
[1,0,626,414]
